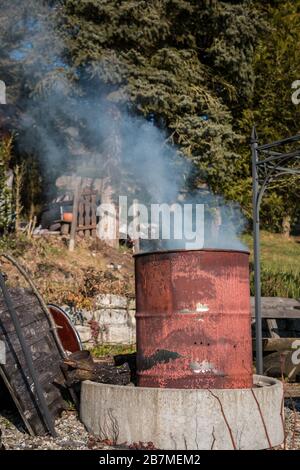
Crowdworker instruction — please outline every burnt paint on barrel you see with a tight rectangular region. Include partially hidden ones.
[135,249,253,389]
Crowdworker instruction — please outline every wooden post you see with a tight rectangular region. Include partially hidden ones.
[78,196,84,238]
[69,178,81,252]
[91,193,97,238]
[84,192,91,239]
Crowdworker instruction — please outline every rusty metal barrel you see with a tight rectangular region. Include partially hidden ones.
[135,249,252,389]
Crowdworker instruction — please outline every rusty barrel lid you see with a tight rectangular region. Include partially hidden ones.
[48,304,83,354]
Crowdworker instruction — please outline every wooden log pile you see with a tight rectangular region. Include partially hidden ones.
[61,351,132,387]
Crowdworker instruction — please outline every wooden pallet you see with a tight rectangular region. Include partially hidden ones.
[77,189,97,238]
[0,287,66,435]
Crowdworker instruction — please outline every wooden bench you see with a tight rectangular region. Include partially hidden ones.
[251,297,300,320]
[251,297,300,339]
[251,297,300,385]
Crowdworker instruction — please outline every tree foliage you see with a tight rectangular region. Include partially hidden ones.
[0,0,299,232]
[59,0,263,195]
[238,0,300,230]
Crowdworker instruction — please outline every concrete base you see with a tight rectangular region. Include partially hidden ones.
[80,375,284,450]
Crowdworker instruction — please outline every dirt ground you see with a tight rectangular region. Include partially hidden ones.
[0,236,135,309]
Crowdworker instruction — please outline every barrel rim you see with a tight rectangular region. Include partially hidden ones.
[134,248,250,258]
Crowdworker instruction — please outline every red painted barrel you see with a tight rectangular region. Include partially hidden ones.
[135,249,252,389]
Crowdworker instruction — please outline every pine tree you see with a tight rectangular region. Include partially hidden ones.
[238,0,300,232]
[2,1,298,232]
[59,0,263,194]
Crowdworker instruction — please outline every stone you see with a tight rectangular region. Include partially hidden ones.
[101,324,135,345]
[75,326,92,344]
[95,294,127,309]
[81,309,94,322]
[94,309,128,325]
[127,310,136,328]
[128,299,136,310]
[81,375,284,450]
[92,308,136,344]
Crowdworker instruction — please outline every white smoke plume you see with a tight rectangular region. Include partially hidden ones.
[1,0,247,252]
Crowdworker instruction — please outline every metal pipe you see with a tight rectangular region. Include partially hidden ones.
[257,149,300,166]
[0,273,57,436]
[251,128,300,374]
[257,133,300,151]
[251,127,263,375]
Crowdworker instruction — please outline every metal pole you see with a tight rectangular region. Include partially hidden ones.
[251,127,263,375]
[0,273,57,436]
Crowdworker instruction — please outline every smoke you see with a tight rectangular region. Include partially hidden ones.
[1,0,247,252]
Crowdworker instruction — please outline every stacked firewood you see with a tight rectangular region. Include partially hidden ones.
[61,351,135,386]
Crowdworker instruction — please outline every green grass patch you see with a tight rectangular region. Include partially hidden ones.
[91,343,136,358]
[242,231,300,298]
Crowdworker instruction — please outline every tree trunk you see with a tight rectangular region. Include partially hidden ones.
[282,214,291,239]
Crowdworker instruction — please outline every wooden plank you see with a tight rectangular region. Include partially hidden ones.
[0,287,67,435]
[84,194,91,238]
[0,368,35,435]
[78,199,84,238]
[91,193,97,238]
[0,312,50,334]
[253,338,300,352]
[76,224,97,231]
[251,297,300,319]
[69,180,81,251]
[266,319,280,338]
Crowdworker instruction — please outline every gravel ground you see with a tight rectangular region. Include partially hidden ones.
[0,409,115,450]
[0,403,300,450]
[283,401,300,450]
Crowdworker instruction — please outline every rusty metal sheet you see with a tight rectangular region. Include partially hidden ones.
[135,249,253,389]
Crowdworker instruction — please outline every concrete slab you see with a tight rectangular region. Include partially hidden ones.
[80,375,284,450]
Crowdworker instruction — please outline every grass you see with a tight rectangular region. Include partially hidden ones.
[91,343,136,358]
[242,231,300,298]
